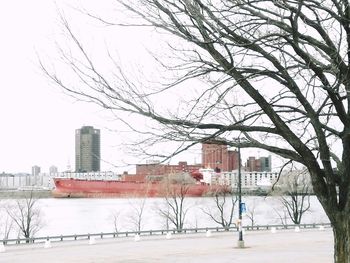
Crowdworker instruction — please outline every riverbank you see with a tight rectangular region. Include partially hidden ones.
[0,189,52,199]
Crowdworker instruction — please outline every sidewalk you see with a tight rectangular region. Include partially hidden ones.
[0,228,333,263]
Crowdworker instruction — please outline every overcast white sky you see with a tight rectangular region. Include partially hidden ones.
[0,1,273,174]
[0,1,122,173]
[0,0,201,174]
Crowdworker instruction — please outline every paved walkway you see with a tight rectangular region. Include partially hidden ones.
[0,228,334,263]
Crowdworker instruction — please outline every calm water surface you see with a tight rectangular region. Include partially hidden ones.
[1,196,329,237]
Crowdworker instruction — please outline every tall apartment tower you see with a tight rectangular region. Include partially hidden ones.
[31,165,41,176]
[75,126,101,172]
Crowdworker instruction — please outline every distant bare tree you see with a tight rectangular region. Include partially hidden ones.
[273,207,289,227]
[201,188,237,230]
[156,204,170,230]
[158,175,191,232]
[6,191,44,242]
[127,197,147,232]
[109,210,121,233]
[2,216,13,241]
[0,206,13,241]
[245,198,258,228]
[187,208,200,229]
[274,168,312,225]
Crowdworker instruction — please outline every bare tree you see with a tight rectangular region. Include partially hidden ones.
[273,207,289,227]
[245,198,258,228]
[275,169,312,225]
[109,210,121,233]
[201,188,237,230]
[157,176,191,232]
[127,197,147,232]
[42,1,350,261]
[2,216,13,241]
[0,206,13,242]
[156,203,171,231]
[6,191,43,242]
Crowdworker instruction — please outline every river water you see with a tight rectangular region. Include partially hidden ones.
[0,196,329,238]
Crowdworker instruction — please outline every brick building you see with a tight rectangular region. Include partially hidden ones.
[201,143,239,172]
[135,161,201,177]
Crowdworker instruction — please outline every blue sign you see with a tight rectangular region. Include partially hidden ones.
[240,203,246,213]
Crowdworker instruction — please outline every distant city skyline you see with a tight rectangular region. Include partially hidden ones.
[22,141,273,176]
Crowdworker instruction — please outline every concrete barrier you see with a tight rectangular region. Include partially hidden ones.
[0,244,5,253]
[134,234,140,242]
[44,240,52,248]
[206,230,212,237]
[88,237,96,245]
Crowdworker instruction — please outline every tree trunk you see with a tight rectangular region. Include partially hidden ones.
[333,215,350,263]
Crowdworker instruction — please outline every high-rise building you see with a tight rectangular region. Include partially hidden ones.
[31,165,41,176]
[31,165,41,186]
[49,165,58,174]
[75,126,101,172]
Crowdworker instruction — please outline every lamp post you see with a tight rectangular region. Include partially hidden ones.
[237,139,245,248]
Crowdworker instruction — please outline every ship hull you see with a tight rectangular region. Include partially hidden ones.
[52,178,226,198]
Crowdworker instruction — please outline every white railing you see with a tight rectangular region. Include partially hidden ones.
[0,223,331,245]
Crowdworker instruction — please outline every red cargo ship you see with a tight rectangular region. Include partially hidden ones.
[52,172,226,198]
